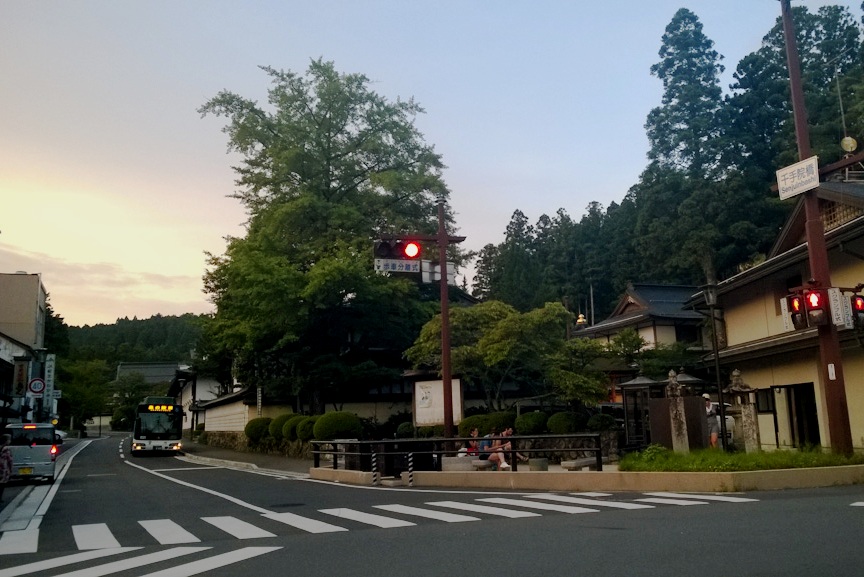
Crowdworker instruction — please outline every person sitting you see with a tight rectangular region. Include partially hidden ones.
[482,428,511,470]
[465,427,480,456]
[502,427,529,462]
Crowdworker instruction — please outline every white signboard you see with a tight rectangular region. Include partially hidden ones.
[829,288,854,329]
[374,258,421,273]
[780,297,791,331]
[776,156,819,200]
[413,379,463,427]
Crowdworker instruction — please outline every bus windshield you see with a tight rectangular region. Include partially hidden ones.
[134,412,182,440]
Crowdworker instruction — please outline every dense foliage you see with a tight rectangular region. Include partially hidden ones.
[619,444,864,472]
[198,59,460,411]
[473,5,862,319]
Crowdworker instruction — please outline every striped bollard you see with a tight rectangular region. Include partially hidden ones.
[372,452,378,486]
[408,452,414,487]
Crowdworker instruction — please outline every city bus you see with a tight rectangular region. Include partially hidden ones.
[130,396,184,455]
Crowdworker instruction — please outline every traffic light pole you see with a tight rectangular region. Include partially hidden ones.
[781,0,853,454]
[379,198,465,438]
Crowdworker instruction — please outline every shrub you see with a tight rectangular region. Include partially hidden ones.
[396,422,415,438]
[515,411,548,435]
[244,417,272,444]
[313,411,364,441]
[586,413,618,431]
[296,416,319,442]
[486,411,516,433]
[282,415,307,441]
[269,413,296,442]
[547,412,584,434]
[458,414,489,437]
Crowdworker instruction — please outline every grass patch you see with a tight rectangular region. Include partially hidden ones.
[618,444,864,472]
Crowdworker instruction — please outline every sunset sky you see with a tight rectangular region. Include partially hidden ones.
[1,1,857,327]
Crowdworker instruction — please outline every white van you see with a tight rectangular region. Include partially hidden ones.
[4,423,59,483]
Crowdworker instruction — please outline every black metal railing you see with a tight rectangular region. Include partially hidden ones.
[310,433,603,484]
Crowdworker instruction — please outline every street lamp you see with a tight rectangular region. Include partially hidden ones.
[703,283,729,450]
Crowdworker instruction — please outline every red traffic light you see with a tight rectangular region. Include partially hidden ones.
[804,289,829,325]
[851,295,864,328]
[401,241,421,259]
[787,295,808,330]
[374,239,422,260]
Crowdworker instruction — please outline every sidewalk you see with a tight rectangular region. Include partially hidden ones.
[180,440,312,475]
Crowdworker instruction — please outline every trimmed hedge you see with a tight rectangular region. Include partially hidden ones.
[296,416,319,442]
[269,413,295,442]
[313,411,363,441]
[547,412,585,434]
[244,417,272,444]
[587,413,618,431]
[515,411,548,435]
[282,415,307,441]
[458,414,488,437]
[485,411,516,433]
[396,422,415,438]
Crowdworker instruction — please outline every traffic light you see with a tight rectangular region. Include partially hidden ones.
[852,295,864,328]
[804,289,829,326]
[787,294,808,330]
[374,239,422,260]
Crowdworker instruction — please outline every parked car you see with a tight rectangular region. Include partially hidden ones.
[3,423,58,483]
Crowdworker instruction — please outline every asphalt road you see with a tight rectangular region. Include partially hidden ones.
[1,433,864,576]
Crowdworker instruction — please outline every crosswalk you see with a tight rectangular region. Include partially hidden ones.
[0,491,758,558]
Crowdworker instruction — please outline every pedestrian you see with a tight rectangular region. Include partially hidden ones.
[0,433,12,503]
[703,393,720,448]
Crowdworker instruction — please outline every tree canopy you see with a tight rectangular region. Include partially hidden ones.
[198,60,458,409]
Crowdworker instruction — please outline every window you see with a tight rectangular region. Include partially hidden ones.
[756,388,775,413]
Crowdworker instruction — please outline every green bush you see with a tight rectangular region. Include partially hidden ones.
[282,415,307,441]
[296,416,319,442]
[396,422,415,438]
[313,411,364,441]
[618,445,864,472]
[515,411,548,435]
[458,414,489,437]
[586,413,617,431]
[244,417,273,444]
[486,411,516,432]
[547,412,584,434]
[269,413,296,442]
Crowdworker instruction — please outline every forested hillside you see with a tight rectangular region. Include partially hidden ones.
[66,314,205,365]
[472,5,862,320]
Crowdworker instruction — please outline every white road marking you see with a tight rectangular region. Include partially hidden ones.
[0,547,140,577]
[0,529,40,555]
[139,519,201,544]
[138,546,281,577]
[202,516,276,539]
[643,491,759,503]
[262,511,348,533]
[478,497,599,514]
[635,498,708,506]
[124,460,272,514]
[319,508,416,528]
[72,523,122,550]
[850,502,864,506]
[525,494,655,509]
[426,500,542,518]
[373,504,480,522]
[50,546,210,577]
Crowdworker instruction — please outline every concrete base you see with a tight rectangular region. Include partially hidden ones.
[442,457,475,471]
[528,458,548,471]
[312,464,864,492]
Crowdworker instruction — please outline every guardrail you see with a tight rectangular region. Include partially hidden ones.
[310,433,603,484]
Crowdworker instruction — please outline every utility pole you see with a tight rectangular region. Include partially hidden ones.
[780,0,853,454]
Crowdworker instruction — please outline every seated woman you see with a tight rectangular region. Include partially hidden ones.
[482,428,510,470]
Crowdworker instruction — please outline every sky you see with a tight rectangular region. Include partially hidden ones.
[1,1,860,327]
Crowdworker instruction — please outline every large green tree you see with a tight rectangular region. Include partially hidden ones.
[199,60,454,408]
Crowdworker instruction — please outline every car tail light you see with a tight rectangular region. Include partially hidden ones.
[50,445,58,461]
